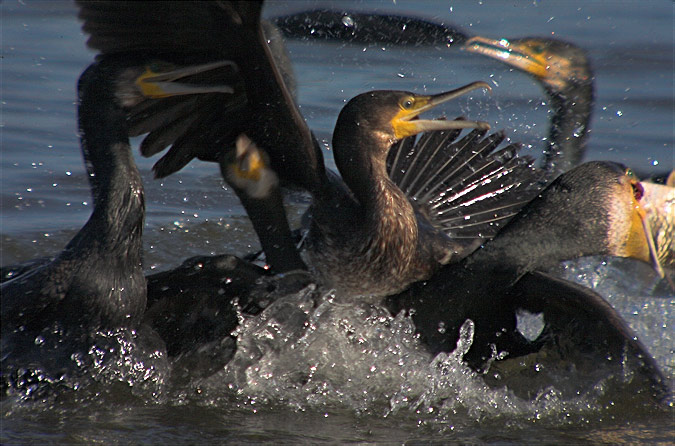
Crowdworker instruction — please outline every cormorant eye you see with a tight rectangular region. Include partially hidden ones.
[531,44,545,54]
[401,98,414,110]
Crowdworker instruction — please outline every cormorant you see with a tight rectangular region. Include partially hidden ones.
[463,36,593,177]
[2,60,168,396]
[118,116,543,371]
[1,62,146,335]
[76,0,318,272]
[301,85,543,297]
[385,161,668,402]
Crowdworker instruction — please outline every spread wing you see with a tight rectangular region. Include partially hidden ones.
[76,1,323,191]
[388,123,544,245]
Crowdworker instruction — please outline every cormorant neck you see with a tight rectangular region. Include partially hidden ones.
[332,124,404,214]
[544,82,594,175]
[465,172,610,276]
[464,223,572,278]
[72,63,144,257]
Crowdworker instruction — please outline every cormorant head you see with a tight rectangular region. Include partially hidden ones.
[115,60,238,108]
[334,82,491,157]
[464,36,592,94]
[483,161,664,278]
[603,165,658,266]
[541,162,661,273]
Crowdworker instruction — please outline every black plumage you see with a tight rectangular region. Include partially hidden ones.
[385,161,667,401]
[76,0,317,272]
[300,86,542,297]
[2,61,146,336]
[273,8,468,47]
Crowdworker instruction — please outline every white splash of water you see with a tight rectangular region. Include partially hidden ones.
[194,288,600,422]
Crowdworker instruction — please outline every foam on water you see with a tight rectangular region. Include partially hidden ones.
[2,324,170,408]
[179,285,632,425]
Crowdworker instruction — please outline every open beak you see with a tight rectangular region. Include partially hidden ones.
[136,60,237,98]
[392,81,492,139]
[463,36,548,79]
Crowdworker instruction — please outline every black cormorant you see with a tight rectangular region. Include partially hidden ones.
[301,85,543,297]
[76,0,318,272]
[385,162,666,399]
[464,36,593,177]
[2,60,169,396]
[135,116,543,369]
[1,62,146,335]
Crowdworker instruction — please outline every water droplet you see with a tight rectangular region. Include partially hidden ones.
[341,15,355,28]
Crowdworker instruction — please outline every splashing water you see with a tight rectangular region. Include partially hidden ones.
[182,286,619,424]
